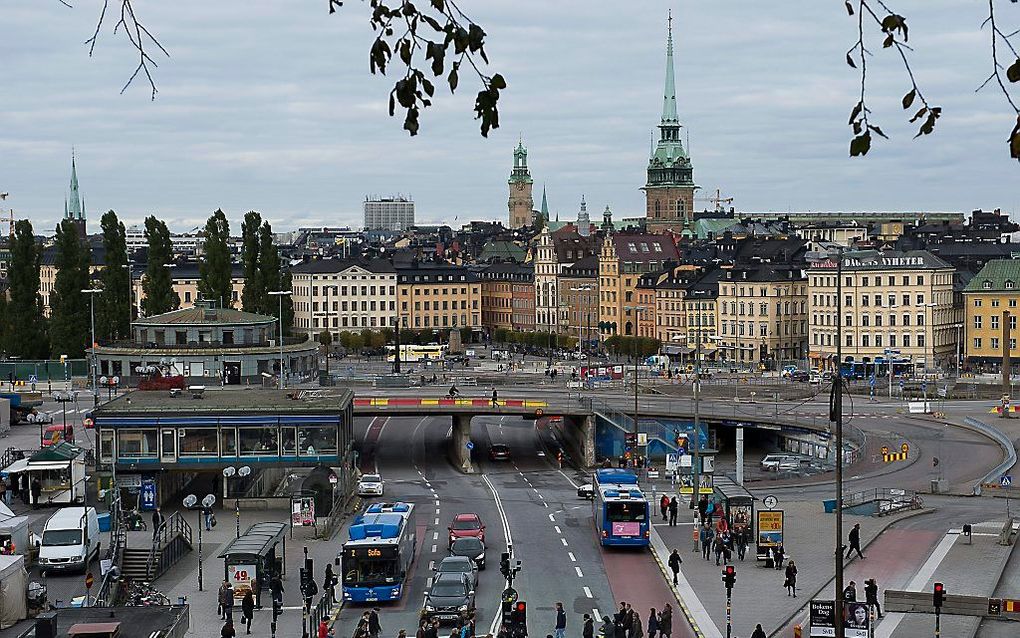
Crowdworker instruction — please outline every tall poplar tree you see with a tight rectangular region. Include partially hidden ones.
[257,221,293,334]
[49,219,92,358]
[6,220,48,358]
[98,210,130,340]
[141,216,180,316]
[198,209,232,308]
[240,211,264,313]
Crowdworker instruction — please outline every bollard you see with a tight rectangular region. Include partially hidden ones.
[793,624,802,638]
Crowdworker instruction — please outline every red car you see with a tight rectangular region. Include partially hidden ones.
[448,513,485,547]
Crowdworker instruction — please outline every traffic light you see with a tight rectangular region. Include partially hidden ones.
[933,582,945,609]
[500,552,511,578]
[501,600,514,627]
[722,565,736,592]
[511,601,527,627]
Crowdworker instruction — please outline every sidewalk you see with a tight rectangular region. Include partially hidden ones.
[650,500,923,637]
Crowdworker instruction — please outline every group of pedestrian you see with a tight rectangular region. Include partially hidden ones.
[657,495,679,526]
[842,578,883,618]
[415,614,475,638]
[217,580,255,637]
[601,601,672,638]
[354,608,382,638]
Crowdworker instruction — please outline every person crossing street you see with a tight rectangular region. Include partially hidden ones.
[554,602,566,638]
[846,523,865,559]
[865,578,883,618]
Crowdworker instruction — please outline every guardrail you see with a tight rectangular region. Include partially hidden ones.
[306,589,337,635]
[146,512,193,580]
[843,487,920,514]
[963,416,1018,496]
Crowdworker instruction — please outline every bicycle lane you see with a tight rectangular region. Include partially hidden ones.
[600,544,699,638]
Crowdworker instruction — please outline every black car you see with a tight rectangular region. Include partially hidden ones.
[789,370,810,382]
[449,537,486,570]
[423,572,475,623]
[488,443,511,461]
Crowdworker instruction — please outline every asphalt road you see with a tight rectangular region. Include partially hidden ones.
[335,414,677,638]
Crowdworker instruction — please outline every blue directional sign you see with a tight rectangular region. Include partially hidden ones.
[465,441,474,450]
[28,374,37,384]
[900,380,905,388]
[869,376,876,388]
[1001,475,1012,488]
[921,382,928,392]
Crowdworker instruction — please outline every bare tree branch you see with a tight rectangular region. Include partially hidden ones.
[83,0,169,101]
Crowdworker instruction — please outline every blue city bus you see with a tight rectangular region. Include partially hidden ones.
[592,469,650,547]
[341,502,417,603]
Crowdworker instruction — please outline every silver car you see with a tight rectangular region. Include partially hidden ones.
[435,555,478,588]
[357,474,385,497]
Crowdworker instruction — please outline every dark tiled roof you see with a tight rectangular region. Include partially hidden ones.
[610,234,679,262]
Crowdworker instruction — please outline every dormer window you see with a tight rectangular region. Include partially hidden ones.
[1007,280,1015,289]
[984,280,992,289]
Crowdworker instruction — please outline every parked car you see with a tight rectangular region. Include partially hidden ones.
[434,555,477,588]
[448,513,485,547]
[449,537,486,570]
[789,370,810,382]
[37,507,100,575]
[760,454,800,472]
[488,443,511,461]
[780,365,799,378]
[356,474,385,497]
[777,458,802,472]
[422,572,475,623]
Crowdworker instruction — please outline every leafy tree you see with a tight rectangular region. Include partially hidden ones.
[6,220,48,358]
[258,221,282,312]
[240,211,265,313]
[50,219,92,358]
[279,271,295,336]
[198,209,232,308]
[141,216,179,316]
[97,210,130,341]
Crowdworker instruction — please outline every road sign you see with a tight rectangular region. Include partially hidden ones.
[637,433,648,446]
[869,376,876,387]
[921,382,927,392]
[84,572,94,590]
[989,598,1002,616]
[1001,475,1013,488]
[328,473,338,485]
[502,587,519,604]
[665,453,680,472]
[899,380,905,388]
[28,374,37,384]
[901,443,909,453]
[881,446,889,456]
[763,495,778,510]
[466,441,474,450]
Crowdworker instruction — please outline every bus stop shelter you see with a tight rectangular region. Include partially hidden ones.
[218,522,287,608]
[712,475,754,533]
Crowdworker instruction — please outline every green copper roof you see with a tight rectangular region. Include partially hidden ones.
[661,10,678,124]
[66,151,84,221]
[509,139,533,185]
[541,185,549,217]
[646,12,693,183]
[965,259,1020,293]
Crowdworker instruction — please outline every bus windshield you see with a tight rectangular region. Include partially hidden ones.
[606,501,646,523]
[343,557,399,585]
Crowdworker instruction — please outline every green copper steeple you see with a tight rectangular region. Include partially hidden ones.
[661,10,678,124]
[509,139,533,185]
[66,150,85,221]
[645,11,695,189]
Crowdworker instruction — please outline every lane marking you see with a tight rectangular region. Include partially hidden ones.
[481,473,514,636]
[431,544,437,553]
[434,517,440,526]
[561,538,568,547]
[554,525,562,534]
[548,513,555,522]
[433,532,438,541]
[874,532,959,638]
[557,469,580,489]
[574,566,584,578]
[428,560,434,570]
[568,552,576,562]
[583,587,593,599]
[435,499,440,506]
[592,608,601,621]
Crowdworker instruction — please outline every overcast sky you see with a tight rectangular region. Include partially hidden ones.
[2,0,1018,234]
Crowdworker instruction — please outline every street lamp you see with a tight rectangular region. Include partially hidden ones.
[223,465,252,538]
[182,493,217,591]
[82,288,102,406]
[268,291,292,389]
[624,305,646,467]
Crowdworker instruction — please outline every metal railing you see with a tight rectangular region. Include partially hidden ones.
[145,512,193,580]
[843,487,919,510]
[94,501,126,607]
[964,416,1018,496]
[306,590,337,635]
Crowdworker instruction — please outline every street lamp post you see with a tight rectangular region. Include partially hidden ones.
[268,291,292,389]
[121,263,134,338]
[223,465,252,538]
[82,288,102,406]
[183,493,217,591]
[625,305,645,467]
[54,391,72,446]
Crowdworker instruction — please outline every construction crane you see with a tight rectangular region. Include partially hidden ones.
[695,188,734,212]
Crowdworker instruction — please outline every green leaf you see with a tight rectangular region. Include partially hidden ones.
[883,33,894,48]
[1010,117,1020,160]
[489,73,507,90]
[430,0,444,10]
[901,89,916,110]
[448,65,459,92]
[1007,59,1020,84]
[849,131,872,157]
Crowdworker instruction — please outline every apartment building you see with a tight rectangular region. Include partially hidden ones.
[477,263,535,333]
[534,225,597,334]
[598,233,680,339]
[717,264,808,370]
[807,250,958,372]
[397,264,481,332]
[290,258,398,340]
[558,256,598,348]
[963,259,1020,372]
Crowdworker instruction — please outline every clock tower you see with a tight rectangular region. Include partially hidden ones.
[508,140,534,228]
[643,12,698,232]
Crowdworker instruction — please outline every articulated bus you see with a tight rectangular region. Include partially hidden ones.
[385,344,448,363]
[341,502,417,602]
[592,469,650,547]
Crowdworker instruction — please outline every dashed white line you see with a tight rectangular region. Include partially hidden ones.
[548,513,555,522]
[574,566,584,578]
[434,517,440,525]
[433,532,438,541]
[568,552,576,562]
[592,608,601,621]
[435,499,440,506]
[431,544,437,553]
[560,538,568,547]
[583,587,593,599]
[429,560,435,570]
[554,525,562,534]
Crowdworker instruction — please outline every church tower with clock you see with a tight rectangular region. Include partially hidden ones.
[508,140,535,228]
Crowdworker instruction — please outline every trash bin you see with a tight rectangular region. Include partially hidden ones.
[97,511,111,532]
[823,499,837,513]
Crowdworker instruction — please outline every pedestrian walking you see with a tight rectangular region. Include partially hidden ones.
[750,624,766,638]
[865,578,883,618]
[241,590,254,634]
[613,604,627,638]
[492,389,499,407]
[459,617,473,638]
[583,614,594,638]
[598,616,613,638]
[668,497,678,527]
[368,607,381,638]
[705,498,715,525]
[646,609,658,638]
[30,478,41,508]
[697,495,708,525]
[659,495,670,522]
[203,505,215,531]
[735,528,748,561]
[721,534,732,565]
[218,580,234,622]
[713,534,724,566]
[667,549,682,586]
[318,620,330,638]
[784,560,798,597]
[843,581,858,602]
[151,507,163,540]
[423,619,439,638]
[269,572,284,611]
[658,605,672,638]
[629,610,642,638]
[324,563,337,603]
[221,620,236,638]
[773,544,784,570]
[700,525,714,561]
[554,602,567,638]
[846,523,865,559]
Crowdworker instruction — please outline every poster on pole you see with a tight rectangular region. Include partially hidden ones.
[677,473,713,495]
[292,497,315,526]
[756,510,784,550]
[809,600,836,637]
[842,601,870,638]
[229,563,256,600]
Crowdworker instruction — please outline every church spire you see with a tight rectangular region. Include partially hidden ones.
[67,150,84,221]
[541,185,549,219]
[661,9,678,124]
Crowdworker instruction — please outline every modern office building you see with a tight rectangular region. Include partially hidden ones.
[364,196,415,231]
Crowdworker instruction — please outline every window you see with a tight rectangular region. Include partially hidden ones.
[862,277,869,286]
[993,299,1001,307]
[862,335,870,347]
[1008,280,1015,290]
[916,294,924,305]
[874,295,883,307]
[846,335,853,347]
[903,314,910,326]
[902,294,909,306]
[889,315,896,327]
[917,276,924,286]
[116,430,157,458]
[975,316,983,329]
[888,294,896,307]
[239,427,279,456]
[974,337,982,349]
[1011,339,1017,350]
[903,334,911,347]
[918,314,926,327]
[845,315,853,327]
[991,337,1000,350]
[875,316,883,327]
[889,335,897,347]
[992,315,1000,330]
[974,299,983,307]
[1012,316,1017,330]
[918,334,926,348]
[875,334,883,347]
[862,316,869,327]
[179,428,218,457]
[902,276,910,286]
[862,296,869,307]
[1012,299,1018,308]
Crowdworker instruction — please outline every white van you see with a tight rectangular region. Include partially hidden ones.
[37,507,100,574]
